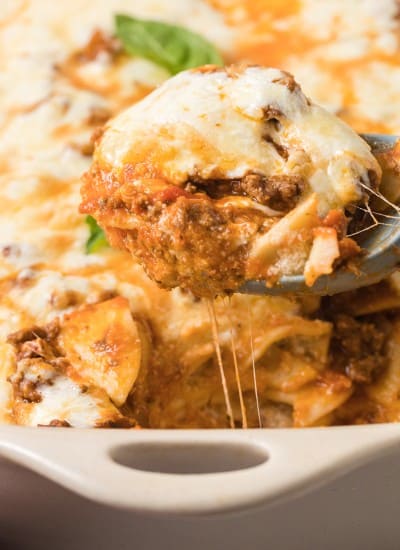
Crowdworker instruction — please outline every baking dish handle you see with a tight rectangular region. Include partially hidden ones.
[1,425,400,515]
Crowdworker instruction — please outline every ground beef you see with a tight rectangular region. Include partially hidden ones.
[10,369,43,403]
[16,338,58,362]
[7,319,60,346]
[7,320,66,366]
[126,196,253,297]
[346,203,370,236]
[345,170,380,235]
[252,174,304,210]
[95,417,136,428]
[337,237,362,263]
[322,311,391,384]
[187,172,304,211]
[7,320,66,403]
[38,419,72,428]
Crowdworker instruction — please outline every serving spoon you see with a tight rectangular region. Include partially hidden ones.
[241,133,400,296]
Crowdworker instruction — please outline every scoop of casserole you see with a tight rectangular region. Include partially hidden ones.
[81,64,381,297]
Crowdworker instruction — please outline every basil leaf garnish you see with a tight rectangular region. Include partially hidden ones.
[85,215,109,254]
[83,18,222,252]
[115,14,223,75]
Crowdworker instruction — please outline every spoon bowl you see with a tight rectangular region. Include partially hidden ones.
[240,134,400,296]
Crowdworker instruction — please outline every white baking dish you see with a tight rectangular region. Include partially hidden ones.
[3,444,400,550]
[1,423,400,517]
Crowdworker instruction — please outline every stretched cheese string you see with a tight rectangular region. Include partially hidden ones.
[248,302,263,428]
[227,296,248,429]
[206,298,235,429]
[348,184,400,237]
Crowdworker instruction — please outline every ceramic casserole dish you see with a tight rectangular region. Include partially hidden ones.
[3,3,400,548]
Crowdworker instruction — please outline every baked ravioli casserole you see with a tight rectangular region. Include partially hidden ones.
[1,0,400,428]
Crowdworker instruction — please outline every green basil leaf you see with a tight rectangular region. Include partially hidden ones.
[115,14,223,75]
[85,215,109,254]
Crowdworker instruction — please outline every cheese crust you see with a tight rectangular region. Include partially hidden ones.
[82,64,380,296]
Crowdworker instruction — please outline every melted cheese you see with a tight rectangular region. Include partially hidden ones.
[27,376,118,428]
[225,0,400,132]
[99,65,378,210]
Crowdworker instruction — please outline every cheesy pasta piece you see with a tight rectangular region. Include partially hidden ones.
[5,297,149,427]
[81,64,381,297]
[59,296,146,406]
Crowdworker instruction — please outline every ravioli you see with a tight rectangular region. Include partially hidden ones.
[82,64,380,296]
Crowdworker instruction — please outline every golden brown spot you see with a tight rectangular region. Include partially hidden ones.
[74,29,121,62]
[38,419,72,427]
[86,105,112,126]
[272,71,299,93]
[191,64,224,74]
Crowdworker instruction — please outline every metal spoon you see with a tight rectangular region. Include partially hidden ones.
[241,133,400,296]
